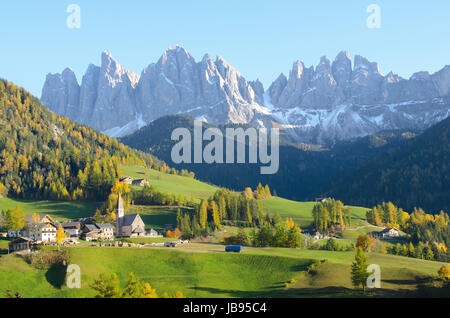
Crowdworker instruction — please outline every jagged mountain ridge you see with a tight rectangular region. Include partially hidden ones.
[41,46,450,144]
[41,46,266,137]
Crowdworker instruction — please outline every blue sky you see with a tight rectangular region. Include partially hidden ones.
[1,0,449,97]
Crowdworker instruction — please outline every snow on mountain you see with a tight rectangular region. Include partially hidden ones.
[41,47,450,145]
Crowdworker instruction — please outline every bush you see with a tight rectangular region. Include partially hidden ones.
[23,250,70,269]
[224,229,251,246]
[323,238,339,251]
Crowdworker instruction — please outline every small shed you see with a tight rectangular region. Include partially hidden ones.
[119,177,133,184]
[8,237,33,254]
[131,179,149,187]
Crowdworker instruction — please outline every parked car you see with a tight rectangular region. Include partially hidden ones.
[164,242,177,247]
[225,245,242,253]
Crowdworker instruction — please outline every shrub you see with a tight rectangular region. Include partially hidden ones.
[23,250,70,269]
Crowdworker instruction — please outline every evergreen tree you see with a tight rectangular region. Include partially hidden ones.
[199,199,208,229]
[351,248,370,292]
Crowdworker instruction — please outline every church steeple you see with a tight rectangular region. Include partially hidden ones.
[117,192,124,218]
[116,192,124,236]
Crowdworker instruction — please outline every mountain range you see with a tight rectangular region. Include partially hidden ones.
[41,46,450,145]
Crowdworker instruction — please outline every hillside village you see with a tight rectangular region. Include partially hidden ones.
[5,190,168,253]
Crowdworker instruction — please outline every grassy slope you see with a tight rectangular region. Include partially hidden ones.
[0,247,311,298]
[0,198,99,222]
[0,245,442,298]
[121,165,218,202]
[122,165,371,230]
[260,197,368,229]
[0,165,371,231]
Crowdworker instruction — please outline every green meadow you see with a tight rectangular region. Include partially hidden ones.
[121,165,219,202]
[0,246,312,298]
[0,245,443,298]
[0,198,99,222]
[260,197,369,229]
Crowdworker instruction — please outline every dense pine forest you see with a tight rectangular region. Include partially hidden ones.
[330,114,450,213]
[120,114,412,201]
[0,79,162,201]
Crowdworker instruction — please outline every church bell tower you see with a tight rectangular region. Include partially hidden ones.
[116,192,124,236]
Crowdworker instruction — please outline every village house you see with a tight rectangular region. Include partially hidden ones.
[96,223,115,241]
[81,223,114,241]
[131,179,149,187]
[8,237,33,254]
[381,227,400,238]
[61,221,81,238]
[119,177,132,184]
[81,224,100,241]
[23,222,57,242]
[370,227,401,239]
[116,193,146,237]
[26,214,55,224]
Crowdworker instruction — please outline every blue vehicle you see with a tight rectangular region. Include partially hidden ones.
[225,245,242,253]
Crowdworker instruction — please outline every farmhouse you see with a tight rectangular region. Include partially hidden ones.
[26,214,55,224]
[81,223,114,241]
[131,179,149,187]
[119,177,132,184]
[23,222,57,242]
[61,221,81,237]
[370,227,400,239]
[96,223,115,241]
[8,237,33,254]
[381,227,400,238]
[116,193,146,237]
[81,224,100,241]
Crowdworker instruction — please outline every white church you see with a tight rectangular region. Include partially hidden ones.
[115,192,146,238]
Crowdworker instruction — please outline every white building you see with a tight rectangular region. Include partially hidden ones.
[381,227,400,238]
[116,193,146,238]
[24,223,57,242]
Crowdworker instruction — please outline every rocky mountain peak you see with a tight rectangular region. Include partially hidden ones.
[41,48,450,144]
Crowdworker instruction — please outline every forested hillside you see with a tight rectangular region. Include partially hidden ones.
[0,79,161,201]
[330,116,450,213]
[120,115,413,200]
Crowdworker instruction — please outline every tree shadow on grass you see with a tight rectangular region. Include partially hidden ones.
[45,265,67,289]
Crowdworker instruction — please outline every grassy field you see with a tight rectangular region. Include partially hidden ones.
[121,165,218,202]
[0,246,312,298]
[0,198,99,221]
[260,197,369,229]
[121,166,372,232]
[0,244,443,298]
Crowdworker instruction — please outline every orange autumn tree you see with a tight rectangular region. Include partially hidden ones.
[173,228,182,239]
[55,224,66,250]
[438,265,450,278]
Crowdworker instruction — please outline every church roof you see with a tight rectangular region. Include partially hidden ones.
[121,214,140,226]
[96,223,114,229]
